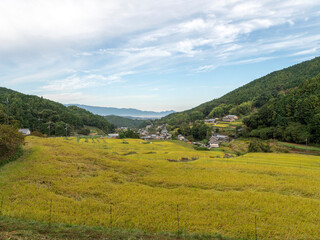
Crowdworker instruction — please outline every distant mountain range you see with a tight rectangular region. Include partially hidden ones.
[65,104,175,119]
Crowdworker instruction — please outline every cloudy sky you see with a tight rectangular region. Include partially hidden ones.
[1,0,320,111]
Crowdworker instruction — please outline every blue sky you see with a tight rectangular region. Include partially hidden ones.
[0,0,320,111]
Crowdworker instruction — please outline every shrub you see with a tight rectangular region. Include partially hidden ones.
[31,131,46,137]
[248,139,271,153]
[78,128,90,135]
[0,125,25,159]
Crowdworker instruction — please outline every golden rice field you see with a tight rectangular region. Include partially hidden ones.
[0,136,320,239]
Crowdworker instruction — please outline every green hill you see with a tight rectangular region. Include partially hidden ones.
[0,87,115,135]
[161,57,320,126]
[244,74,320,143]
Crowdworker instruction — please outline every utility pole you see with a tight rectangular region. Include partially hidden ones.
[306,138,308,153]
[37,117,42,131]
[65,124,68,137]
[4,97,9,125]
[47,121,52,137]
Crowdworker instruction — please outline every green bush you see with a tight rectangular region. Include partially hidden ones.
[78,128,90,135]
[0,125,25,160]
[248,139,271,153]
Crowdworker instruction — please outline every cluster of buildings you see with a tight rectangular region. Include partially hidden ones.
[176,132,229,149]
[204,115,238,124]
[208,133,229,148]
[138,124,172,141]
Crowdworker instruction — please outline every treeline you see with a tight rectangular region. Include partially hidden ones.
[160,57,320,128]
[244,74,320,143]
[0,88,115,136]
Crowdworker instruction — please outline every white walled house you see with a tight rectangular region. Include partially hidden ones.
[18,129,31,136]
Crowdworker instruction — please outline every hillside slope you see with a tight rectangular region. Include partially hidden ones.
[161,57,320,125]
[0,87,115,135]
[244,73,320,143]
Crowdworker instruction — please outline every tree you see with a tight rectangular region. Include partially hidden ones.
[119,129,139,139]
[0,125,25,159]
[191,121,209,140]
[248,139,271,152]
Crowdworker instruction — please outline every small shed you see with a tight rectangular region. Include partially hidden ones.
[18,129,31,136]
[108,133,119,138]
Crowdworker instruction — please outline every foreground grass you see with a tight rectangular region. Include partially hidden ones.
[0,137,319,239]
[0,215,236,240]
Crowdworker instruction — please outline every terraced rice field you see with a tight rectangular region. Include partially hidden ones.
[0,136,319,239]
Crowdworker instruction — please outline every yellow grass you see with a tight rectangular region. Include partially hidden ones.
[0,136,320,239]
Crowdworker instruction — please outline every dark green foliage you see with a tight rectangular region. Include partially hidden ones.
[78,128,91,135]
[191,121,210,141]
[229,101,253,116]
[104,115,148,129]
[178,121,210,141]
[119,129,140,139]
[54,122,68,136]
[0,87,115,136]
[248,139,271,153]
[245,74,320,143]
[0,125,25,160]
[208,104,232,118]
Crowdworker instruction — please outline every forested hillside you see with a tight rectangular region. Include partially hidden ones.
[161,57,320,126]
[0,87,115,135]
[244,74,320,143]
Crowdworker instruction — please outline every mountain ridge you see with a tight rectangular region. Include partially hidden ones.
[65,104,175,119]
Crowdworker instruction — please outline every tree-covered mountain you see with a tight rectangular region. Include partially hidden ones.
[161,57,320,127]
[66,104,175,119]
[104,115,149,129]
[0,87,115,136]
[244,74,320,143]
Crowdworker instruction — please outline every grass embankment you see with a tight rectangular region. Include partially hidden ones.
[279,142,320,152]
[0,215,235,240]
[0,137,319,239]
[0,146,24,167]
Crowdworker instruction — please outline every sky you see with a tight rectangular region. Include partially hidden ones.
[0,0,320,112]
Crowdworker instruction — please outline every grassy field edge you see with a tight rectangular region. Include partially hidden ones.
[0,215,242,240]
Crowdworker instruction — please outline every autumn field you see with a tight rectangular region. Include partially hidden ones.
[0,137,320,239]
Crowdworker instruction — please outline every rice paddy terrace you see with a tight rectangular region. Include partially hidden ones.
[0,136,320,239]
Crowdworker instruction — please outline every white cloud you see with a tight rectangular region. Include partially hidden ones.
[196,65,217,72]
[1,0,320,110]
[292,48,318,56]
[41,72,133,92]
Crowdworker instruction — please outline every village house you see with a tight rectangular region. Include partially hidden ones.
[211,134,229,142]
[177,134,185,141]
[18,129,31,136]
[108,133,119,138]
[208,139,220,148]
[204,119,216,124]
[222,115,238,122]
